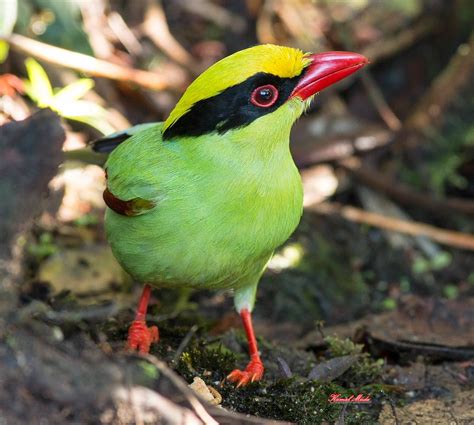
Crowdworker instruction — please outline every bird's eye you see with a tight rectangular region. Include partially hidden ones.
[250,84,278,108]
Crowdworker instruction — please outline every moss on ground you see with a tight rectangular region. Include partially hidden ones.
[324,336,385,385]
[220,379,386,424]
[168,331,391,424]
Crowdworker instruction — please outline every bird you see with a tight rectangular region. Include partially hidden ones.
[92,44,368,387]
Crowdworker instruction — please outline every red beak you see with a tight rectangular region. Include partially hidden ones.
[291,51,368,100]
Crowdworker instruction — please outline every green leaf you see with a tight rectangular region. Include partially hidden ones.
[57,100,115,134]
[53,78,94,103]
[399,277,411,293]
[0,41,9,64]
[431,251,452,270]
[139,361,159,379]
[69,114,115,135]
[24,58,53,105]
[56,99,108,118]
[388,0,422,17]
[382,298,397,310]
[0,0,17,37]
[412,256,429,274]
[443,284,459,300]
[73,212,99,227]
[465,125,474,145]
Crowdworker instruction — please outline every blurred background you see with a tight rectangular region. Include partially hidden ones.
[1,0,473,423]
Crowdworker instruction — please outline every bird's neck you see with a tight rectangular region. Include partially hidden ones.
[177,127,292,183]
[176,100,303,168]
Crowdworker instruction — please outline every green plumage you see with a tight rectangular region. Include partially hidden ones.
[105,100,305,311]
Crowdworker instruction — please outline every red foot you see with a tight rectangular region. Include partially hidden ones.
[227,360,264,387]
[126,320,159,353]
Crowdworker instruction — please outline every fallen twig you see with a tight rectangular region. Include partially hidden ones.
[405,30,474,136]
[172,324,199,364]
[309,201,474,251]
[143,356,219,425]
[28,301,121,324]
[388,397,401,425]
[338,157,474,218]
[108,12,143,57]
[293,128,393,166]
[334,19,402,132]
[141,1,194,68]
[357,186,441,258]
[361,18,437,64]
[6,33,187,91]
[361,72,402,131]
[142,355,289,424]
[79,1,114,59]
[176,0,247,33]
[274,0,326,51]
[256,0,278,44]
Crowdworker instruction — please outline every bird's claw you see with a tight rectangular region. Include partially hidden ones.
[227,360,264,387]
[126,320,159,353]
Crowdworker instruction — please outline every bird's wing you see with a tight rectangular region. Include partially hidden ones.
[103,124,164,217]
[102,187,156,217]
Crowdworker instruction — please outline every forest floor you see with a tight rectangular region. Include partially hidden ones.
[1,1,474,423]
[14,193,472,424]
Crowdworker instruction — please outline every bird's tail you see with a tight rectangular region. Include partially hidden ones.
[91,122,159,153]
[64,122,160,165]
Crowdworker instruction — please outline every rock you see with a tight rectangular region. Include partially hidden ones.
[38,246,126,294]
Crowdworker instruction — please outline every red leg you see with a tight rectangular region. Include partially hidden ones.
[126,284,159,353]
[227,309,264,387]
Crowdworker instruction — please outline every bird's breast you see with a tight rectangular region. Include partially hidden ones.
[105,145,303,289]
[199,157,304,258]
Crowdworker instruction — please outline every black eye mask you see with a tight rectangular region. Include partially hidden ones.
[162,71,306,140]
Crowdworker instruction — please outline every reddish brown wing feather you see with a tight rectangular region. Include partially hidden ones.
[103,188,155,216]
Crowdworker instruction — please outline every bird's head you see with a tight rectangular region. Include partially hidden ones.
[162,44,367,144]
